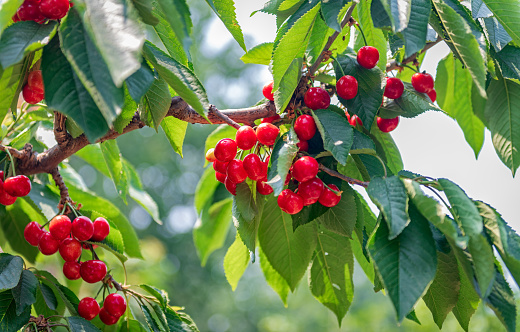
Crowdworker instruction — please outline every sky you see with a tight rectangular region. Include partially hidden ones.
[205,1,519,229]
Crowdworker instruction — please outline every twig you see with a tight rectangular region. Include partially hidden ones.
[209,105,241,129]
[386,36,443,72]
[49,167,72,213]
[319,163,369,188]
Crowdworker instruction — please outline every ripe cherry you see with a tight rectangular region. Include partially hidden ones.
[226,159,248,184]
[49,215,72,241]
[243,154,264,181]
[411,72,434,93]
[24,221,44,246]
[212,160,229,174]
[277,189,304,215]
[349,114,363,127]
[17,1,44,22]
[291,156,319,183]
[91,217,110,242]
[262,81,274,101]
[357,46,379,69]
[215,171,226,183]
[63,261,81,280]
[257,180,273,195]
[205,148,216,162]
[261,114,280,123]
[99,307,119,325]
[319,184,342,207]
[59,237,82,262]
[27,70,44,94]
[22,85,44,104]
[304,87,330,110]
[104,293,127,317]
[38,232,60,255]
[284,172,292,186]
[256,123,279,146]
[78,297,100,321]
[336,75,358,100]
[384,77,404,99]
[235,126,257,150]
[72,216,94,241]
[12,13,21,22]
[80,260,107,283]
[298,178,324,206]
[297,140,308,152]
[3,175,31,197]
[376,117,399,133]
[224,177,237,195]
[427,89,437,102]
[294,115,316,141]
[39,0,70,20]
[214,138,237,162]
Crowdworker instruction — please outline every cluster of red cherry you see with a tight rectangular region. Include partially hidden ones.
[13,0,71,23]
[0,170,31,206]
[22,70,45,105]
[77,293,127,325]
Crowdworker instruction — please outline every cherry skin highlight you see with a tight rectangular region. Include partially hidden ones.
[319,184,342,207]
[59,237,82,262]
[49,215,72,241]
[214,138,237,162]
[72,216,94,241]
[38,232,60,255]
[336,75,358,100]
[235,126,257,150]
[304,87,330,110]
[91,217,110,242]
[24,221,44,246]
[78,297,100,321]
[357,46,379,69]
[80,260,107,283]
[63,261,81,280]
[291,156,319,183]
[262,81,274,101]
[294,115,316,141]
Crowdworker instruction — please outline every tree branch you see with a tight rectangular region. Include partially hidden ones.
[386,36,443,72]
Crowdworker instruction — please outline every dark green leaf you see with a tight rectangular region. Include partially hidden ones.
[140,302,163,331]
[378,0,412,32]
[100,140,128,203]
[11,270,37,315]
[66,316,103,332]
[0,255,23,291]
[142,75,171,130]
[34,284,57,317]
[371,0,392,29]
[471,0,492,18]
[223,233,250,291]
[132,0,160,25]
[483,17,512,52]
[126,60,155,103]
[139,285,169,309]
[481,0,520,46]
[165,307,200,332]
[350,129,376,155]
[317,185,357,237]
[484,269,517,332]
[240,42,274,65]
[38,282,57,311]
[312,108,353,165]
[291,202,328,230]
[369,126,403,174]
[378,82,441,119]
[234,183,258,222]
[36,271,79,315]
[232,193,263,253]
[468,234,495,297]
[401,0,431,57]
[0,291,30,332]
[494,45,520,82]
[321,0,350,31]
[267,131,299,196]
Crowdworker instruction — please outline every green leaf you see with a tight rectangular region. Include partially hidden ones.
[312,108,353,165]
[125,60,155,103]
[0,21,56,68]
[66,316,103,332]
[142,75,172,130]
[194,166,220,215]
[206,0,246,51]
[483,17,512,52]
[141,302,164,332]
[369,127,403,174]
[38,282,57,311]
[267,131,299,195]
[36,271,79,315]
[484,76,520,175]
[124,160,162,224]
[435,54,485,157]
[223,233,250,291]
[165,307,200,332]
[0,291,30,332]
[34,283,57,317]
[367,176,410,239]
[468,234,495,297]
[161,116,188,157]
[321,0,350,31]
[317,185,357,237]
[232,192,263,252]
[143,42,209,119]
[193,199,232,266]
[291,202,328,230]
[401,0,431,57]
[368,205,437,322]
[452,261,480,332]
[100,140,128,203]
[234,183,259,222]
[273,56,303,114]
[471,0,492,18]
[113,89,135,134]
[0,62,23,123]
[0,202,40,263]
[481,0,520,46]
[41,36,109,142]
[240,42,273,65]
[422,250,460,329]
[151,1,189,66]
[131,0,159,25]
[11,270,37,315]
[259,246,291,306]
[379,0,411,32]
[353,0,388,71]
[204,124,237,157]
[484,269,517,332]
[0,255,23,291]
[310,228,354,325]
[350,130,376,155]
[139,284,169,309]
[333,52,385,129]
[494,45,520,82]
[83,210,127,263]
[0,0,23,36]
[378,82,441,119]
[258,195,317,290]
[79,0,145,86]
[431,0,487,98]
[156,0,192,53]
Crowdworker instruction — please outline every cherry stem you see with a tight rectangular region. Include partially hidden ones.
[4,148,17,176]
[318,164,369,188]
[355,24,368,47]
[66,202,79,218]
[210,105,241,129]
[331,57,346,77]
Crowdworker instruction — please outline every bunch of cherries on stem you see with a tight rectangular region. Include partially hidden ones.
[13,0,71,23]
[0,170,31,206]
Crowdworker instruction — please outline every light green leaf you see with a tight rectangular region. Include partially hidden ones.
[312,108,353,165]
[156,0,192,53]
[152,0,189,66]
[139,284,169,309]
[223,233,250,291]
[353,0,387,71]
[161,116,187,157]
[132,0,159,25]
[165,307,200,332]
[0,0,23,36]
[317,185,357,237]
[206,0,246,51]
[369,127,403,174]
[0,62,23,124]
[11,270,37,315]
[259,246,291,306]
[273,57,303,113]
[142,75,172,130]
[401,0,431,57]
[194,166,220,215]
[240,42,273,65]
[0,254,23,291]
[481,0,520,46]
[452,261,480,332]
[100,140,128,203]
[83,210,127,263]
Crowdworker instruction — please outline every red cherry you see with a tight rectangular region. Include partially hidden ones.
[82,243,97,250]
[212,160,229,174]
[63,261,81,280]
[297,140,308,152]
[205,148,216,162]
[291,156,319,183]
[261,114,280,123]
[22,85,44,104]
[214,138,237,162]
[298,178,324,206]
[376,117,399,133]
[336,75,358,100]
[91,217,110,242]
[38,232,60,255]
[215,171,226,183]
[27,70,44,94]
[242,154,264,181]
[3,175,31,197]
[0,186,17,205]
[72,216,94,241]
[39,0,70,20]
[80,260,107,283]
[235,126,257,150]
[12,13,21,22]
[257,180,273,195]
[59,237,82,262]
[104,293,127,317]
[99,307,119,325]
[357,46,379,69]
[427,89,437,102]
[277,189,304,215]
[319,184,342,207]
[304,87,330,110]
[226,159,248,184]
[17,1,44,22]
[384,77,404,99]
[224,177,237,195]
[49,215,72,241]
[78,297,100,321]
[284,172,292,186]
[262,81,274,101]
[24,221,44,246]
[411,72,434,93]
[256,123,280,146]
[294,115,316,141]
[349,114,363,127]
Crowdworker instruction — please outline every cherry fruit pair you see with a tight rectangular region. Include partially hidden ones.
[15,0,70,23]
[78,293,127,325]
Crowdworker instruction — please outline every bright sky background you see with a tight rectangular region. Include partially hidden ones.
[204,1,520,230]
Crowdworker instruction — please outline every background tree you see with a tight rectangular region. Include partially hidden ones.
[0,0,519,331]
